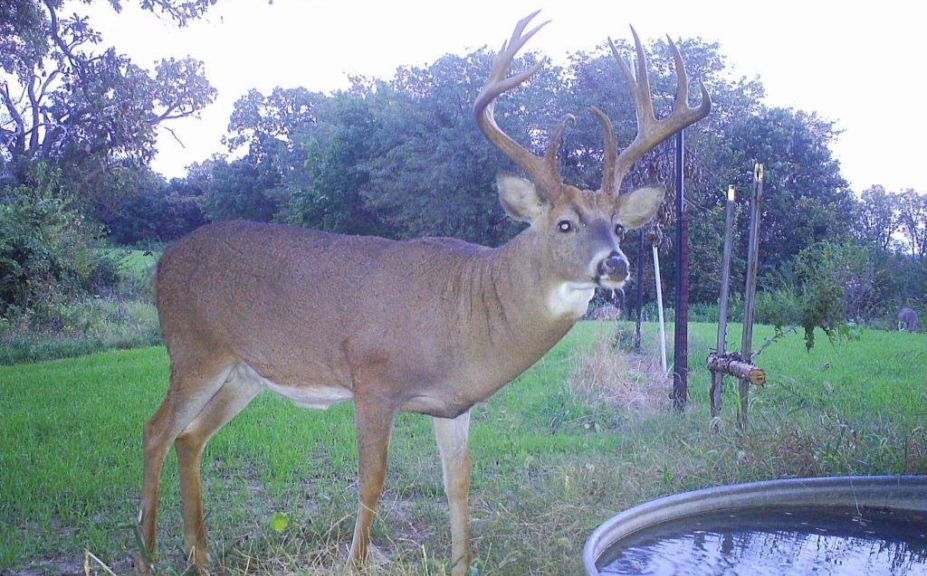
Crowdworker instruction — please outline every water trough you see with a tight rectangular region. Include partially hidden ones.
[584,475,927,575]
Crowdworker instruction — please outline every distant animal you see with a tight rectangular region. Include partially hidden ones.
[898,307,920,332]
[137,12,710,576]
[591,304,622,320]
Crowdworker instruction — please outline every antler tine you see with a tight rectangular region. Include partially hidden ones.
[629,27,656,124]
[474,12,565,199]
[604,28,712,196]
[479,11,549,103]
[666,36,689,112]
[544,113,576,173]
[589,106,617,195]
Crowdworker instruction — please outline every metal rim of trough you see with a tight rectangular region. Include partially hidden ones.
[583,475,927,575]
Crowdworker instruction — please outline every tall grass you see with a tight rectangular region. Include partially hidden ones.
[0,249,160,365]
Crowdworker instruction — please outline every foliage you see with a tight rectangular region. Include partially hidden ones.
[281,91,392,236]
[896,189,927,259]
[104,172,206,244]
[0,0,216,210]
[855,185,899,251]
[196,156,281,223]
[357,51,555,244]
[0,166,115,314]
[791,242,855,349]
[725,108,853,271]
[0,294,160,364]
[755,285,804,328]
[0,247,158,363]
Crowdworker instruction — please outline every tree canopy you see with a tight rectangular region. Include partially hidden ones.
[1,0,216,193]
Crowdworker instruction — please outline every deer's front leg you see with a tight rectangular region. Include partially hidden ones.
[434,411,472,576]
[348,400,397,568]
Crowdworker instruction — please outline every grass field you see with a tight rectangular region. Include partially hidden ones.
[1,322,925,575]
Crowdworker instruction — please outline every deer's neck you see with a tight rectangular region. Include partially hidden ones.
[452,228,590,392]
[489,228,594,325]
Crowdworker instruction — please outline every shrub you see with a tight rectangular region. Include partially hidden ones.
[755,286,803,328]
[0,166,117,314]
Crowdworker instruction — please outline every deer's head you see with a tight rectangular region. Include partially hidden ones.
[475,12,710,297]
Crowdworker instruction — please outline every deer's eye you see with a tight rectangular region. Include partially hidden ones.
[557,220,573,233]
[614,223,625,236]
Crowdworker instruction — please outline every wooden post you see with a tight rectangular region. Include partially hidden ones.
[738,164,764,429]
[673,130,688,411]
[711,185,737,418]
[708,353,765,385]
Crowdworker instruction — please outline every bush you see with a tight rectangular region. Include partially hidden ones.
[755,286,803,328]
[0,167,116,314]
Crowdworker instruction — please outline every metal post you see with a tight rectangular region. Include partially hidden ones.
[672,130,688,411]
[634,229,644,353]
[711,185,737,418]
[738,164,764,429]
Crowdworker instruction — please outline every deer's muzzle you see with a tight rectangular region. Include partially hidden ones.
[597,251,629,285]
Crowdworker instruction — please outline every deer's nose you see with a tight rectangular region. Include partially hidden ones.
[599,252,629,281]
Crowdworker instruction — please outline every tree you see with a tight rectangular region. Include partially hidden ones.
[724,108,854,272]
[0,165,113,313]
[360,50,560,245]
[281,92,391,236]
[196,156,280,223]
[225,86,324,161]
[104,171,206,244]
[0,0,217,196]
[896,189,927,259]
[855,185,899,251]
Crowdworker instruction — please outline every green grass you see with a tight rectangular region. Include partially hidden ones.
[108,248,161,279]
[0,322,924,574]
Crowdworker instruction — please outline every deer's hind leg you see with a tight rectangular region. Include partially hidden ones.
[175,365,262,572]
[139,357,233,573]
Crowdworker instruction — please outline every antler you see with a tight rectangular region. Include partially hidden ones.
[602,28,712,196]
[474,11,568,200]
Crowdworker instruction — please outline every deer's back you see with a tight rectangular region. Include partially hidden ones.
[156,221,491,399]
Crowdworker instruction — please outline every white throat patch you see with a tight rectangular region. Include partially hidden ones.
[547,283,596,318]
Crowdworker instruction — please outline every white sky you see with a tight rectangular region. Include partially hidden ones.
[87,0,926,193]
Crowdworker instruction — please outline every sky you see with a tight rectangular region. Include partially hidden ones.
[87,0,926,193]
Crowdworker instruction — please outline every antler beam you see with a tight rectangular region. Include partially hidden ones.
[603,28,712,195]
[473,10,568,201]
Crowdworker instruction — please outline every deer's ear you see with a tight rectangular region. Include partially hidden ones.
[617,186,664,229]
[497,174,547,223]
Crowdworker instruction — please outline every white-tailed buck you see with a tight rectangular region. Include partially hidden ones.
[139,11,709,575]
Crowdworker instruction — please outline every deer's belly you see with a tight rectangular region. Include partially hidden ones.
[402,391,474,419]
[234,364,354,409]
